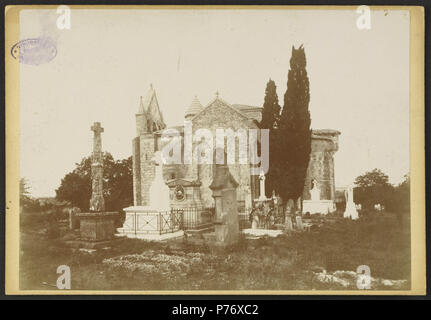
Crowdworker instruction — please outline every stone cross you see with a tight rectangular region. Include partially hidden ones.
[89,122,105,212]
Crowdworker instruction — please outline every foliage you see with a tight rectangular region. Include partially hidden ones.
[260,79,281,130]
[354,169,393,211]
[355,168,390,188]
[260,79,281,197]
[20,178,43,213]
[55,153,133,212]
[277,45,312,204]
[392,174,410,213]
[354,169,410,214]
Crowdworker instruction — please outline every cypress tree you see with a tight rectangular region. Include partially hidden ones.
[260,79,281,198]
[278,45,312,209]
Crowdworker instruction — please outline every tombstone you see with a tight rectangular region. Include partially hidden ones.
[343,185,359,220]
[251,214,259,229]
[68,207,81,230]
[310,179,321,201]
[285,215,294,231]
[209,164,239,246]
[258,168,268,201]
[285,199,294,226]
[295,215,304,231]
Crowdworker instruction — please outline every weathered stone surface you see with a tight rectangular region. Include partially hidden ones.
[140,133,156,206]
[68,207,80,230]
[296,215,304,231]
[302,130,340,202]
[193,98,257,208]
[285,215,294,231]
[343,185,359,220]
[210,164,239,246]
[89,122,105,212]
[132,137,141,206]
[131,90,341,212]
[76,212,118,241]
[79,122,119,242]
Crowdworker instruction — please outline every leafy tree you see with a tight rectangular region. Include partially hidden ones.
[354,168,394,211]
[55,153,133,212]
[260,79,281,197]
[388,173,410,214]
[105,157,133,211]
[355,168,390,188]
[277,45,312,209]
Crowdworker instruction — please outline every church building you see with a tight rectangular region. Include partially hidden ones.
[131,85,340,214]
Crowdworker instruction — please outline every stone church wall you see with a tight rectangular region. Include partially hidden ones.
[192,101,259,208]
[303,130,340,201]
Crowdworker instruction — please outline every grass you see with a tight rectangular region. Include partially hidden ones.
[19,212,410,291]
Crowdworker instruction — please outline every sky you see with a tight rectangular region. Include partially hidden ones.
[19,8,410,197]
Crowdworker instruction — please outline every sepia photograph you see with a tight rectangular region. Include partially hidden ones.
[4,5,426,295]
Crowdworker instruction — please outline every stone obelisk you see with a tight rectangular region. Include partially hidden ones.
[89,122,105,212]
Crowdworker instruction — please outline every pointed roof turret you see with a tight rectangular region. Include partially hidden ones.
[185,96,204,120]
[138,84,158,114]
[138,84,166,132]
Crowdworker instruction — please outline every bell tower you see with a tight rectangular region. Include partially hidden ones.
[133,84,167,206]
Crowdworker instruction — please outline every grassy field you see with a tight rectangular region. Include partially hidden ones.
[19,212,410,291]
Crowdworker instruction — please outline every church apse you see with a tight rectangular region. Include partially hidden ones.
[302,129,340,202]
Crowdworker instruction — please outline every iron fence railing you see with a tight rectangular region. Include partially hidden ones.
[171,207,215,230]
[122,206,285,235]
[128,210,183,235]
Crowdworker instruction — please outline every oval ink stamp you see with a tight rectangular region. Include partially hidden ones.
[11,37,57,65]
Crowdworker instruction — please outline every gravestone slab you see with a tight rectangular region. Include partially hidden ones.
[209,163,239,246]
[76,212,118,241]
[285,215,294,231]
[296,215,304,231]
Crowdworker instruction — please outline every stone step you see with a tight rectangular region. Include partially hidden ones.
[202,232,216,242]
[184,223,214,234]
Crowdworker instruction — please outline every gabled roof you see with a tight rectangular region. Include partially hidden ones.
[231,104,262,112]
[191,95,253,124]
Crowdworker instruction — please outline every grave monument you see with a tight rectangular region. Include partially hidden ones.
[302,179,335,215]
[118,151,184,239]
[343,185,359,220]
[209,163,239,246]
[75,122,119,242]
